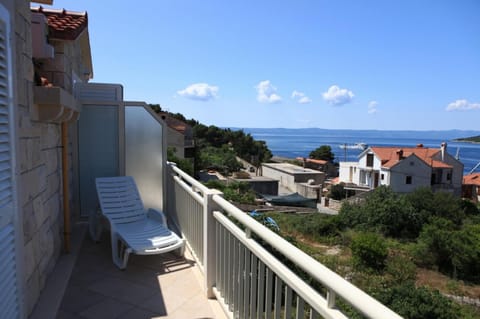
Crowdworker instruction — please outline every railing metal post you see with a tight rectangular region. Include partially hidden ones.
[326,289,336,308]
[165,163,178,229]
[204,189,223,298]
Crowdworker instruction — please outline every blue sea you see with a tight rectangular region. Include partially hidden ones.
[240,128,480,175]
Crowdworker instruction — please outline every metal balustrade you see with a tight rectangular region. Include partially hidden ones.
[168,163,207,269]
[166,162,403,319]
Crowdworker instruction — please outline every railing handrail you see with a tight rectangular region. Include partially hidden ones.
[212,194,403,319]
[166,162,402,319]
[169,162,211,194]
[213,210,348,319]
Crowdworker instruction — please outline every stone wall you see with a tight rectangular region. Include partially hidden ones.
[14,1,66,315]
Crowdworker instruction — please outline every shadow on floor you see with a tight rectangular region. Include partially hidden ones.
[56,231,201,319]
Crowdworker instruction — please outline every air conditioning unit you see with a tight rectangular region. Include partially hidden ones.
[31,13,54,59]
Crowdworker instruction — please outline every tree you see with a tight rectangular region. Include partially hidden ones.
[167,147,193,176]
[339,186,421,238]
[414,217,480,282]
[198,145,242,175]
[149,103,162,113]
[309,145,335,162]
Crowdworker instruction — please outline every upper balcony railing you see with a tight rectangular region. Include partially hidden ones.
[166,162,403,319]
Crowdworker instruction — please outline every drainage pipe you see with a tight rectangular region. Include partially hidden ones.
[61,122,70,253]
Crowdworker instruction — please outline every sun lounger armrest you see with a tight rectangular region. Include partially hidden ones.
[147,208,167,225]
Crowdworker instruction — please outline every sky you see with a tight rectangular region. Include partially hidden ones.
[44,0,480,130]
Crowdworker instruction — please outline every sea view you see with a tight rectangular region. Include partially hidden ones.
[242,128,480,174]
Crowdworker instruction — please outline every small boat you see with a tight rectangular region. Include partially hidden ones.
[339,142,368,150]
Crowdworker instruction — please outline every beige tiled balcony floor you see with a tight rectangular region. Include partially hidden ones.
[56,232,226,319]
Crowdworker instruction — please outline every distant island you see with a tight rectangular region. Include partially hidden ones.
[454,135,480,143]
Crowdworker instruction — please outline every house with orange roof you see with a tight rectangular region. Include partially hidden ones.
[159,112,195,159]
[296,157,338,177]
[462,172,480,203]
[339,143,464,195]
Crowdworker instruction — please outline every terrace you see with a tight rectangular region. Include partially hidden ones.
[29,89,402,319]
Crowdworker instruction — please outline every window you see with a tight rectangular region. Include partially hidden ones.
[381,173,384,180]
[406,176,412,184]
[366,154,374,167]
[360,171,366,184]
[409,161,414,166]
[446,172,452,181]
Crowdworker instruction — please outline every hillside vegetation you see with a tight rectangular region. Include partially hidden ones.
[151,104,272,176]
[266,186,480,318]
[455,135,480,143]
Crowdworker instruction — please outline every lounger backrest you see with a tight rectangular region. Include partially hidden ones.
[96,176,146,224]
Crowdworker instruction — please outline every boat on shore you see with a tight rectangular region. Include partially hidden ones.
[339,142,368,150]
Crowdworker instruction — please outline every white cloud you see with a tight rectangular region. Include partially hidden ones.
[177,83,218,101]
[368,100,378,114]
[322,85,354,106]
[255,80,282,103]
[291,90,312,104]
[446,99,480,111]
[298,96,312,104]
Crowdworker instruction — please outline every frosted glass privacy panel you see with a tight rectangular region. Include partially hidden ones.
[78,105,120,217]
[125,105,165,212]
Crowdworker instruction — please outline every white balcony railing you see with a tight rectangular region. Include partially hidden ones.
[166,163,403,319]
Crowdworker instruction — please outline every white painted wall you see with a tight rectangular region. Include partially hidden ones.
[358,151,382,170]
[262,164,296,192]
[431,152,464,195]
[379,169,390,186]
[339,162,358,184]
[167,126,186,158]
[389,155,431,193]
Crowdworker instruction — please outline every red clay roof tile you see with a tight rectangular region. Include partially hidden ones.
[463,173,480,186]
[370,146,452,169]
[31,6,88,40]
[160,113,190,135]
[295,157,328,165]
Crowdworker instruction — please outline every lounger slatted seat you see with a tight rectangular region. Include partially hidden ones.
[95,176,185,269]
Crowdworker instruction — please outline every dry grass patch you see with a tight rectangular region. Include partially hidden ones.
[416,268,480,299]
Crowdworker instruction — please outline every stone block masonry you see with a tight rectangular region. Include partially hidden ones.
[14,2,65,315]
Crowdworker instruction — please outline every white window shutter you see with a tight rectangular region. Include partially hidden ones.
[0,4,22,319]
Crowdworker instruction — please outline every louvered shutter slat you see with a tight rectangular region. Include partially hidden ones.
[0,6,21,318]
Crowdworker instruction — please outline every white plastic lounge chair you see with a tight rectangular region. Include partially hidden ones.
[95,176,185,269]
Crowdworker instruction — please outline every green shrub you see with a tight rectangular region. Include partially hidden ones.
[461,199,480,216]
[203,180,256,204]
[385,254,416,284]
[375,283,459,319]
[414,218,480,283]
[198,145,242,175]
[167,147,194,176]
[351,232,388,271]
[339,186,474,240]
[339,186,423,239]
[430,191,466,225]
[267,213,343,243]
[329,183,354,200]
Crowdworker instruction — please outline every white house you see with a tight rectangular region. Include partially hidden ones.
[262,162,325,195]
[339,143,464,195]
[159,112,195,159]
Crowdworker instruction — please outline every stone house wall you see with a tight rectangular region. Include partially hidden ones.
[13,1,81,315]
